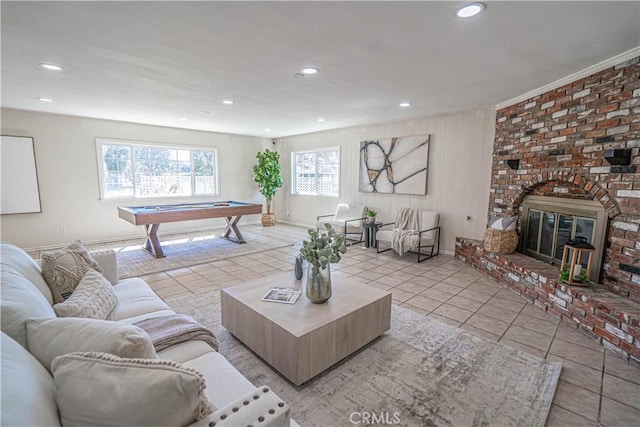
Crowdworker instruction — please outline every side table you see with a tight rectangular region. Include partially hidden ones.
[363,222,382,248]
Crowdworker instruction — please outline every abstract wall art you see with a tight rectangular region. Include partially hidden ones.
[359,134,430,195]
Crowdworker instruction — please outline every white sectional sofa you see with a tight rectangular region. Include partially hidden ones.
[0,242,292,426]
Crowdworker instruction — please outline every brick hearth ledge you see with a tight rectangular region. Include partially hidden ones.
[456,237,640,365]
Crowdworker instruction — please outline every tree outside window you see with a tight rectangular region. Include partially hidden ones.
[97,140,218,199]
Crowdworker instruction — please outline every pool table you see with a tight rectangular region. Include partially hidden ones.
[118,201,262,258]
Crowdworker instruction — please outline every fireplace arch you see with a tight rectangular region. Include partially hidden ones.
[496,171,639,295]
[509,171,621,219]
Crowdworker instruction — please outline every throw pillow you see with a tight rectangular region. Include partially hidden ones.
[41,240,103,303]
[26,318,157,372]
[52,352,214,427]
[490,216,517,231]
[53,270,117,319]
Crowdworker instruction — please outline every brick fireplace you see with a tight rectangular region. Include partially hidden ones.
[456,56,640,362]
[492,57,639,300]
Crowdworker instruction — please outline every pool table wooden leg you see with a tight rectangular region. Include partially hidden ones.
[222,215,246,244]
[144,223,165,258]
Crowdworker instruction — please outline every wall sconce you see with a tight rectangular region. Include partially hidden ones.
[604,149,631,165]
[506,159,520,170]
[560,237,595,286]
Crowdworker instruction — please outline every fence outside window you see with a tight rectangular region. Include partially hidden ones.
[96,138,219,199]
[292,147,340,196]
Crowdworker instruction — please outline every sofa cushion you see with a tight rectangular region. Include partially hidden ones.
[109,277,173,321]
[52,352,214,427]
[182,351,256,409]
[53,270,117,320]
[26,317,158,372]
[0,242,53,305]
[116,309,177,325]
[158,340,213,364]
[0,265,56,348]
[1,332,61,427]
[41,240,103,303]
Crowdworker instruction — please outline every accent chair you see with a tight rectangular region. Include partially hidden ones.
[315,203,367,246]
[376,209,440,262]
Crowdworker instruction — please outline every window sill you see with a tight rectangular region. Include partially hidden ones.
[290,193,340,198]
[99,194,220,203]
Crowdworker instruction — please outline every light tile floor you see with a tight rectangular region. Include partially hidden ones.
[78,224,639,426]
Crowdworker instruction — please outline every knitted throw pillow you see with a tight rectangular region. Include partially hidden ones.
[53,270,117,320]
[41,240,103,303]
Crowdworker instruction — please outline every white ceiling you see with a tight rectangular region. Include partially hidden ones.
[2,1,639,138]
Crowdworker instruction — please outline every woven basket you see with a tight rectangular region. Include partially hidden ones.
[483,228,518,254]
[261,213,276,226]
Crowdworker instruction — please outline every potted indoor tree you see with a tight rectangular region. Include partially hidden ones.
[299,224,347,303]
[253,148,284,226]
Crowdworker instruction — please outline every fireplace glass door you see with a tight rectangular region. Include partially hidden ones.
[525,210,595,265]
[521,196,607,282]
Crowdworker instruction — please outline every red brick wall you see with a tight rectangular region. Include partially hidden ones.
[490,57,640,301]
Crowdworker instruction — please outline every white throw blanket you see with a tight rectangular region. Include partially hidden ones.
[392,208,420,256]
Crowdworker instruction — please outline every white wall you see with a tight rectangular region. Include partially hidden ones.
[1,109,264,249]
[275,107,496,254]
[0,107,495,252]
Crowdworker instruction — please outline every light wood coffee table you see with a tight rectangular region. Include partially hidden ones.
[221,271,391,386]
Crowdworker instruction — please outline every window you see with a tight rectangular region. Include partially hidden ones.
[292,147,340,196]
[96,139,218,199]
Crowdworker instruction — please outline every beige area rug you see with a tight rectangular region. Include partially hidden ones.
[116,228,295,278]
[166,289,562,427]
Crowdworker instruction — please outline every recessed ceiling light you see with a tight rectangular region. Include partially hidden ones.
[399,102,412,107]
[317,118,325,122]
[222,100,235,105]
[179,117,188,121]
[456,2,485,18]
[39,63,63,71]
[301,67,319,75]
[265,128,272,132]
[38,97,53,102]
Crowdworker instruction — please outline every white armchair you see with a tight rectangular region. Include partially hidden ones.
[376,209,440,262]
[315,203,367,246]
